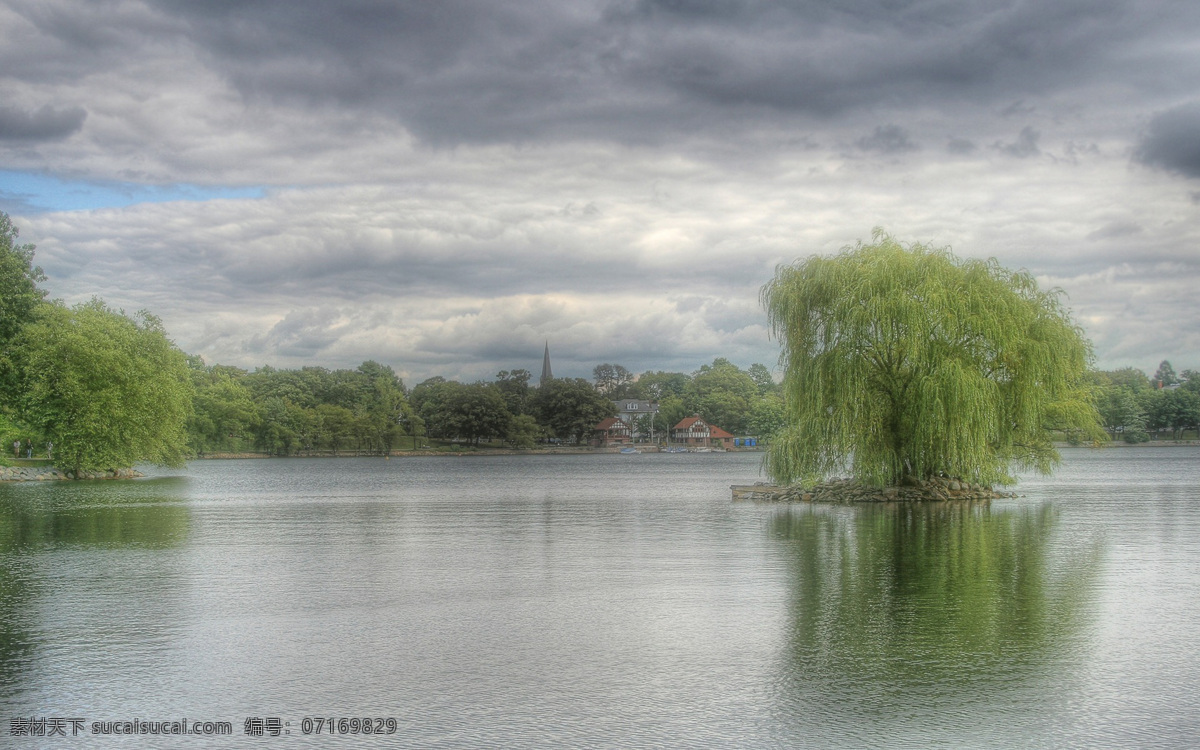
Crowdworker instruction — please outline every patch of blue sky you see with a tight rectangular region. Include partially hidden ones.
[0,170,264,214]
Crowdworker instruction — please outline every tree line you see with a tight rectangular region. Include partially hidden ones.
[1,213,1195,474]
[1092,361,1200,442]
[183,356,785,456]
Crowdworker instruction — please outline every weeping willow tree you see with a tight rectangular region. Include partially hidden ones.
[761,231,1104,488]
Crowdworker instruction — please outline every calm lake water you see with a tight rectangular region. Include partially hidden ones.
[1,448,1198,748]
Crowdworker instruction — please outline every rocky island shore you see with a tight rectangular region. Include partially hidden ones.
[733,476,1017,503]
[0,466,144,482]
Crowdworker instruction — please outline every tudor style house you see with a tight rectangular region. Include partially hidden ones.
[671,416,734,449]
[592,416,633,447]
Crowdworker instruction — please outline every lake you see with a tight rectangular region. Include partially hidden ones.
[1,448,1198,748]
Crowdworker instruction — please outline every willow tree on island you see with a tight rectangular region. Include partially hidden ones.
[761,232,1103,488]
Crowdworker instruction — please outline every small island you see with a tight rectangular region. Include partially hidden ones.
[733,477,1017,503]
[754,231,1105,502]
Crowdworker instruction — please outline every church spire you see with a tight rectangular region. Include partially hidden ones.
[540,341,554,386]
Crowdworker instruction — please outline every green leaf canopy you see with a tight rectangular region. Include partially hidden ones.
[15,299,194,473]
[761,232,1103,487]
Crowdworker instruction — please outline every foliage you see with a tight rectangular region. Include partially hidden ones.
[653,396,690,440]
[14,300,194,473]
[0,213,48,402]
[186,359,418,455]
[634,370,691,401]
[411,379,512,446]
[1096,387,1149,442]
[354,360,411,454]
[1153,360,1178,387]
[1181,370,1200,394]
[1145,388,1199,440]
[0,213,47,346]
[493,369,532,415]
[1097,367,1153,393]
[747,363,778,396]
[761,232,1104,487]
[529,377,616,443]
[187,362,261,453]
[684,357,758,435]
[746,393,786,441]
[593,363,635,397]
[505,413,542,449]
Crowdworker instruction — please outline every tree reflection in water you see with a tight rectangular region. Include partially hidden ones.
[0,484,190,699]
[769,501,1103,740]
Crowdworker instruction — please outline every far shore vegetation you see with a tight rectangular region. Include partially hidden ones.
[0,213,1197,476]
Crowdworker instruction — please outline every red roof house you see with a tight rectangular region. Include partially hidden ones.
[592,416,632,447]
[671,416,734,448]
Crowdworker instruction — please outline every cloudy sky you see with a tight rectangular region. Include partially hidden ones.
[1,0,1198,384]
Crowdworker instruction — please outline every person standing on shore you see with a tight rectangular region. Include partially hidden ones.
[12,440,18,458]
[46,441,53,460]
[25,439,31,458]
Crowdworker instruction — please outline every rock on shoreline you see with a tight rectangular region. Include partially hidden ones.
[732,476,1017,503]
[0,466,144,482]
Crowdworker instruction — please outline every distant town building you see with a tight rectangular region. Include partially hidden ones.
[672,416,734,449]
[613,399,659,441]
[592,417,632,447]
[540,341,554,386]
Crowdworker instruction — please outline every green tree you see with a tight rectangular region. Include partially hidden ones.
[353,360,410,454]
[593,363,635,397]
[761,232,1103,487]
[14,300,194,474]
[653,396,690,442]
[1096,387,1149,443]
[1153,360,1178,387]
[0,212,47,345]
[493,369,532,415]
[314,403,357,452]
[448,384,511,446]
[529,377,616,444]
[1145,388,1199,440]
[254,396,300,455]
[0,212,48,400]
[684,358,758,435]
[1180,369,1200,394]
[634,370,690,401]
[505,413,542,449]
[747,392,786,441]
[1100,367,1153,393]
[187,361,260,454]
[412,379,511,446]
[747,363,779,396]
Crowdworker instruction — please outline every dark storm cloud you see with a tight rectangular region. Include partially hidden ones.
[1087,221,1143,241]
[946,137,977,154]
[995,126,1040,158]
[0,104,86,141]
[247,307,347,357]
[93,0,1169,146]
[1135,102,1200,179]
[855,125,918,154]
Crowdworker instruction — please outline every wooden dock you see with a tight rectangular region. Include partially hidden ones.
[731,484,784,502]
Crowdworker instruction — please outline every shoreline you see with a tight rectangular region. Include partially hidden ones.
[733,477,1018,504]
[192,440,1198,460]
[194,447,767,459]
[0,466,143,482]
